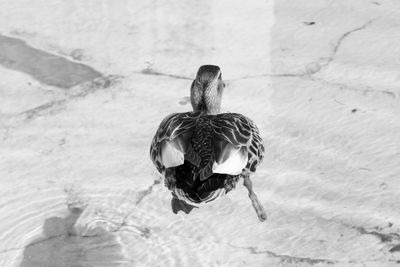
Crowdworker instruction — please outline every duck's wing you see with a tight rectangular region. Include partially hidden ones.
[150,112,200,174]
[211,113,265,175]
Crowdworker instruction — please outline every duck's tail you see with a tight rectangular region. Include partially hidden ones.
[171,193,197,214]
[170,160,239,209]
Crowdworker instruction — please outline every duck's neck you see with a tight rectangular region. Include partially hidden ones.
[192,98,221,115]
[190,80,222,115]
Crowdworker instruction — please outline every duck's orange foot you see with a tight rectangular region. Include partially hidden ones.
[171,195,196,214]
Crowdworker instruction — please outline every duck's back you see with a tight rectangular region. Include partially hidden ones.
[150,111,264,204]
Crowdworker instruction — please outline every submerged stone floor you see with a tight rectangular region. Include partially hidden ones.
[0,0,400,266]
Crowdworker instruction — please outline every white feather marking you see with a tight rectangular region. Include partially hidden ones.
[160,140,184,168]
[212,145,247,175]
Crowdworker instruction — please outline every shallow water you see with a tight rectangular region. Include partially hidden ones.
[1,0,400,266]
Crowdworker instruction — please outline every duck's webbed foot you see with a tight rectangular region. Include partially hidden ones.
[171,194,196,214]
[243,175,267,222]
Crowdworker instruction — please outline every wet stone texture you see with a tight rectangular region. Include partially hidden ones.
[1,0,400,266]
[19,208,126,267]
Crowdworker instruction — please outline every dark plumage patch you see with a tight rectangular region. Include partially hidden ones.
[249,160,257,172]
[172,160,239,203]
[171,194,196,214]
[150,111,265,203]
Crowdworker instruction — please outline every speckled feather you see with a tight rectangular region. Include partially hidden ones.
[150,111,265,180]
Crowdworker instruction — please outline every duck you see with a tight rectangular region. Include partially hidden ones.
[150,65,266,221]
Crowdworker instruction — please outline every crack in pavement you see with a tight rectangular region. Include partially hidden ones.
[230,243,400,265]
[108,178,162,234]
[229,244,337,265]
[135,178,163,205]
[338,221,400,255]
[4,20,377,125]
[223,20,375,80]
[248,247,336,265]
[311,77,396,99]
[228,72,303,81]
[11,18,376,124]
[353,226,400,243]
[136,21,375,82]
[22,99,67,120]
[17,74,120,121]
[138,69,192,80]
[306,20,375,75]
[137,68,303,82]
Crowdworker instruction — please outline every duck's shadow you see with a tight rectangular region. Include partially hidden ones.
[19,207,125,267]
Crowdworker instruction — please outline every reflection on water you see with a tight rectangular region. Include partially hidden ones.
[0,35,102,89]
[19,207,126,267]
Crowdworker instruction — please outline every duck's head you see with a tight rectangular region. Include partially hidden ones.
[190,65,225,115]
